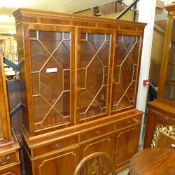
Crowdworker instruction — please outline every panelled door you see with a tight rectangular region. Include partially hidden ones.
[25,25,75,134]
[76,28,114,123]
[111,31,143,113]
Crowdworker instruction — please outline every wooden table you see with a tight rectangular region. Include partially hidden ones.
[129,148,175,175]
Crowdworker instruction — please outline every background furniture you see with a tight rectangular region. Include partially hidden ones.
[144,3,175,148]
[0,40,21,174]
[129,148,175,175]
[13,9,145,175]
[74,152,115,175]
[151,124,175,148]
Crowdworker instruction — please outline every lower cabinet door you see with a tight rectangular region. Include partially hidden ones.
[80,134,113,159]
[34,146,79,175]
[114,125,140,168]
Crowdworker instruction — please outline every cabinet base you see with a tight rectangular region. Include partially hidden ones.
[21,109,143,175]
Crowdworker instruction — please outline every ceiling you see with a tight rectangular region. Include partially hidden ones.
[0,0,174,34]
[0,0,117,34]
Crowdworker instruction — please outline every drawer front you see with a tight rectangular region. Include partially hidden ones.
[0,162,21,175]
[80,124,114,142]
[33,135,78,157]
[0,152,17,167]
[115,118,140,131]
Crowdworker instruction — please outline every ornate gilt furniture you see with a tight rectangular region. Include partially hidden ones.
[144,3,175,148]
[0,40,21,174]
[151,124,175,148]
[74,152,115,175]
[13,9,146,175]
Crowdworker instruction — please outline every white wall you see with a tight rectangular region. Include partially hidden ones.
[164,0,174,5]
[137,0,156,144]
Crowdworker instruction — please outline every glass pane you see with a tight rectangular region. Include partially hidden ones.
[112,35,141,111]
[29,30,71,130]
[165,84,175,101]
[166,64,175,81]
[172,22,175,42]
[169,43,175,62]
[164,21,175,102]
[79,33,111,120]
[0,108,3,139]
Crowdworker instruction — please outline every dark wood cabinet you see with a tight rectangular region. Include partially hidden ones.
[144,4,175,148]
[144,101,175,148]
[13,8,145,174]
[0,41,21,174]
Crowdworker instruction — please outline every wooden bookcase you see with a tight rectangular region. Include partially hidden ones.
[0,40,21,174]
[13,9,146,174]
[144,4,175,148]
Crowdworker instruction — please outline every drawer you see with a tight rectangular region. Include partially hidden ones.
[0,152,17,167]
[115,118,140,131]
[80,124,114,142]
[0,162,21,174]
[33,135,78,157]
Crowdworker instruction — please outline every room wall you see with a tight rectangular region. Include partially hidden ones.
[164,0,174,5]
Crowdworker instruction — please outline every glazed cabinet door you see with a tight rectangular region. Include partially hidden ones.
[34,146,79,175]
[76,28,114,123]
[24,26,75,134]
[114,125,140,168]
[111,32,142,113]
[0,42,11,143]
[161,19,175,103]
[0,93,4,141]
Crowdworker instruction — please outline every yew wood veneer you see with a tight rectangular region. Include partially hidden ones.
[13,8,146,175]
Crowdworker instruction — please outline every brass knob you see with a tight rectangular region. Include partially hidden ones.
[96,130,101,135]
[6,156,10,160]
[128,120,131,124]
[55,144,61,149]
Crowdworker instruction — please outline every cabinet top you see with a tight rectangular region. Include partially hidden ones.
[165,3,175,12]
[13,8,146,30]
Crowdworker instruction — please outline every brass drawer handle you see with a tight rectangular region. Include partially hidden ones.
[96,130,101,135]
[55,144,61,149]
[171,144,175,148]
[6,155,10,160]
[0,156,11,165]
[127,120,131,124]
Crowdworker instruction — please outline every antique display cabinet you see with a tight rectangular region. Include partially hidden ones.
[0,40,21,174]
[13,9,146,175]
[144,4,175,148]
